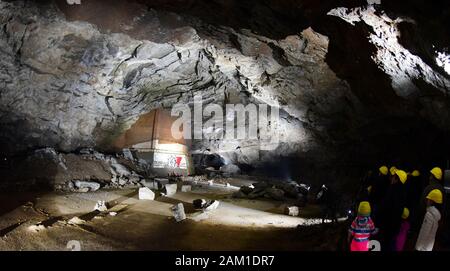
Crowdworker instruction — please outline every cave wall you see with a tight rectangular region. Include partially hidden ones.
[0,0,449,185]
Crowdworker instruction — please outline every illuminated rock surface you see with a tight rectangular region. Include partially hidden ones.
[0,0,449,184]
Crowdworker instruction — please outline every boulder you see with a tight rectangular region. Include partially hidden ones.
[232,191,248,198]
[110,159,131,176]
[252,181,270,189]
[128,172,142,184]
[265,187,285,201]
[181,185,192,192]
[203,154,225,169]
[298,183,311,193]
[247,189,266,199]
[285,206,300,217]
[122,148,134,160]
[94,200,108,212]
[118,177,128,186]
[278,183,299,198]
[239,185,254,194]
[165,183,178,196]
[204,200,220,211]
[139,187,155,200]
[73,180,100,192]
[68,217,86,225]
[172,203,186,222]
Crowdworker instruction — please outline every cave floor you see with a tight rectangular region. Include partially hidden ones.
[0,182,346,251]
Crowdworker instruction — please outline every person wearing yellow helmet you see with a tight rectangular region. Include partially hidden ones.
[379,166,389,176]
[378,167,408,251]
[421,167,445,206]
[411,170,421,177]
[415,167,446,234]
[369,165,391,225]
[415,189,443,251]
[348,201,378,251]
[405,168,424,232]
[394,207,411,251]
[430,167,443,181]
[390,166,397,176]
[395,170,408,184]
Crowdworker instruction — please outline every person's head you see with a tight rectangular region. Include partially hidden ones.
[379,166,388,177]
[389,166,397,183]
[401,207,410,220]
[426,189,443,207]
[430,167,443,182]
[395,170,408,185]
[358,201,371,217]
[411,170,420,178]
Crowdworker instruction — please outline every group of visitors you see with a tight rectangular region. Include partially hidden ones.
[348,166,446,251]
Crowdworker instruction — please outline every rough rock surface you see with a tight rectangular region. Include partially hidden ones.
[328,4,450,125]
[0,1,360,176]
[0,0,449,188]
[138,187,155,200]
[0,147,144,191]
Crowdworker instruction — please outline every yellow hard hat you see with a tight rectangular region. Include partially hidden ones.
[402,208,410,219]
[390,166,397,175]
[395,170,408,184]
[411,170,420,177]
[426,189,443,204]
[379,166,388,176]
[367,185,372,194]
[358,201,371,216]
[430,167,443,181]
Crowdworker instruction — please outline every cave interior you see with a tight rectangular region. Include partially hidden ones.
[0,0,449,251]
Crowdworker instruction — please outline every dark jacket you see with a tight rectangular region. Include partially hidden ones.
[406,175,424,211]
[379,182,407,243]
[370,174,390,208]
[370,174,390,224]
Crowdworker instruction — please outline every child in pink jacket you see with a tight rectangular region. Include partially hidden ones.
[395,208,410,251]
[348,201,378,251]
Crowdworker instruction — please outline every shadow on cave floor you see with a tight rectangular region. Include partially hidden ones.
[0,192,44,217]
[0,149,62,215]
[113,215,348,251]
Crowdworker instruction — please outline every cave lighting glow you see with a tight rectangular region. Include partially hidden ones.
[436,51,450,75]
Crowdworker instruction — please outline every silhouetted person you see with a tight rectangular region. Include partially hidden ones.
[369,166,390,224]
[379,169,408,251]
[405,170,425,231]
[356,170,373,202]
[316,184,338,224]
